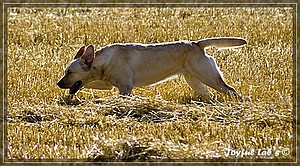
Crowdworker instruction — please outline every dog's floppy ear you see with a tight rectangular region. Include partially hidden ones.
[81,45,94,67]
[74,46,85,59]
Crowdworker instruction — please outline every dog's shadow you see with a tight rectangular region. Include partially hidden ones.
[95,96,201,123]
[57,95,241,124]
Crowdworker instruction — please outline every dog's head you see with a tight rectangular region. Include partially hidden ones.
[57,45,95,94]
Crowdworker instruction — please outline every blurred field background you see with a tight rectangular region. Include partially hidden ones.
[6,7,293,161]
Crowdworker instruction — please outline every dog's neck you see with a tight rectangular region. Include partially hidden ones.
[89,66,107,82]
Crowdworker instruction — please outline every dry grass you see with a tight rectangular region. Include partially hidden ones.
[6,7,293,161]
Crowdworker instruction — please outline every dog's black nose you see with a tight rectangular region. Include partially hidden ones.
[57,80,64,88]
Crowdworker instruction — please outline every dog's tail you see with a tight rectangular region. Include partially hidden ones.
[196,37,247,50]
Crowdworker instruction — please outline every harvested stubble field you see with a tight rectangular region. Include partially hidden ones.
[6,7,293,161]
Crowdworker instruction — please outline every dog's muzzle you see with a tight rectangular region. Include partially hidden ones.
[69,80,83,94]
[57,79,67,89]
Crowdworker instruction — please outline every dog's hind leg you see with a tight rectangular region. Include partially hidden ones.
[183,72,214,101]
[186,53,243,101]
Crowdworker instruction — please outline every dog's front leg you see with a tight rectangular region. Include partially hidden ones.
[117,83,133,96]
[109,65,134,96]
[112,77,133,96]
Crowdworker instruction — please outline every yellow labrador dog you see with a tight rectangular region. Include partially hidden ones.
[57,37,246,100]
